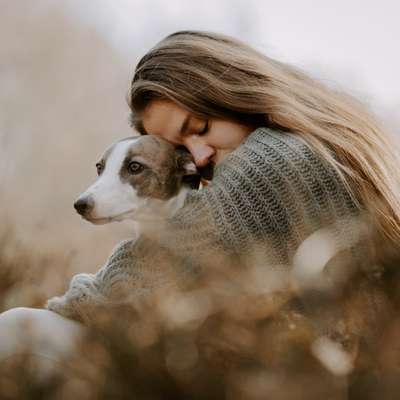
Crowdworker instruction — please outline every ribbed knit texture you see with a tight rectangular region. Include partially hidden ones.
[46,127,366,319]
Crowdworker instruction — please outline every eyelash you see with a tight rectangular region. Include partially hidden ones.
[199,120,209,136]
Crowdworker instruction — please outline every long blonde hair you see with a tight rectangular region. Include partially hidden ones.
[129,30,400,243]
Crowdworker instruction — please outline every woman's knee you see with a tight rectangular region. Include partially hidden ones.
[0,307,39,339]
[0,307,85,379]
[0,306,37,323]
[0,307,84,359]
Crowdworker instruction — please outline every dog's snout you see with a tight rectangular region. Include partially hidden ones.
[74,197,94,216]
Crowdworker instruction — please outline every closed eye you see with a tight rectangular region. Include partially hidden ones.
[198,120,209,136]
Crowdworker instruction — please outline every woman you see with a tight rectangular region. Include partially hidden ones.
[129,30,400,246]
[0,30,399,372]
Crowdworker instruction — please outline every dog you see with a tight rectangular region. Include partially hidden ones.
[73,135,200,227]
[46,135,201,319]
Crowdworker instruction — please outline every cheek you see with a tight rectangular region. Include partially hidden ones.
[130,171,180,200]
[127,172,154,197]
[210,121,251,148]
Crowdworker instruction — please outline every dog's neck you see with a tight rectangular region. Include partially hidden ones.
[129,186,190,226]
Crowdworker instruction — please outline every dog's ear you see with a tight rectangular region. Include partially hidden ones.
[175,148,198,176]
[176,148,201,189]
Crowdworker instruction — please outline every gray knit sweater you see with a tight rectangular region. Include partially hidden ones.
[46,127,365,319]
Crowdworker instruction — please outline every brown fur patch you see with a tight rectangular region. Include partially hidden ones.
[100,137,140,169]
[119,136,185,199]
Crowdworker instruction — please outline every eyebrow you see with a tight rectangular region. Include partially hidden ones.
[180,115,192,136]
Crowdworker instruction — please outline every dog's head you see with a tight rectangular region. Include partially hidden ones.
[74,135,200,224]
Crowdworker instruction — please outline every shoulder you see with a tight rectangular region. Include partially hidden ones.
[242,126,311,152]
[211,127,338,196]
[216,127,323,178]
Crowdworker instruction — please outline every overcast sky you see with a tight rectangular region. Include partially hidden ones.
[66,0,400,115]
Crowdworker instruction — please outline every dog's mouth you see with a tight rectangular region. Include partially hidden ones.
[82,208,137,225]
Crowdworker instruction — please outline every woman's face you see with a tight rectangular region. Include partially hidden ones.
[138,100,254,168]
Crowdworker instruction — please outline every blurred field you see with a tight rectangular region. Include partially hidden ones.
[0,1,138,278]
[1,220,400,399]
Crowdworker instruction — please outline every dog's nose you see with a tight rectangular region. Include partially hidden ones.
[74,197,94,215]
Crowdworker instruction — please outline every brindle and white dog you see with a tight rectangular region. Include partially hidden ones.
[73,135,200,227]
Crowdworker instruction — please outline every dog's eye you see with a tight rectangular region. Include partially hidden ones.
[128,161,144,174]
[95,162,104,175]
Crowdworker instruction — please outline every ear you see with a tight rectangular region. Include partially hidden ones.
[175,148,198,176]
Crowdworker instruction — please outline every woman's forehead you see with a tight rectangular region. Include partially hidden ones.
[139,100,191,143]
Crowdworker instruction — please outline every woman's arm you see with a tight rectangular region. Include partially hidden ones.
[46,127,366,320]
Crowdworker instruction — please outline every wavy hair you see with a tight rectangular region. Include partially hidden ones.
[129,30,400,243]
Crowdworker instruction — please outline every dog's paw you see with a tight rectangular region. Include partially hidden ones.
[45,295,75,317]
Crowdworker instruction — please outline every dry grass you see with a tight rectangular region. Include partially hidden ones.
[1,223,400,400]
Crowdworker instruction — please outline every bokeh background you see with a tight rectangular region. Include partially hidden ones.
[1,0,399,303]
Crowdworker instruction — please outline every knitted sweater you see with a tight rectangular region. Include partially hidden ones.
[46,127,367,320]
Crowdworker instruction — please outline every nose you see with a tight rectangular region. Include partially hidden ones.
[184,138,215,168]
[74,196,94,216]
